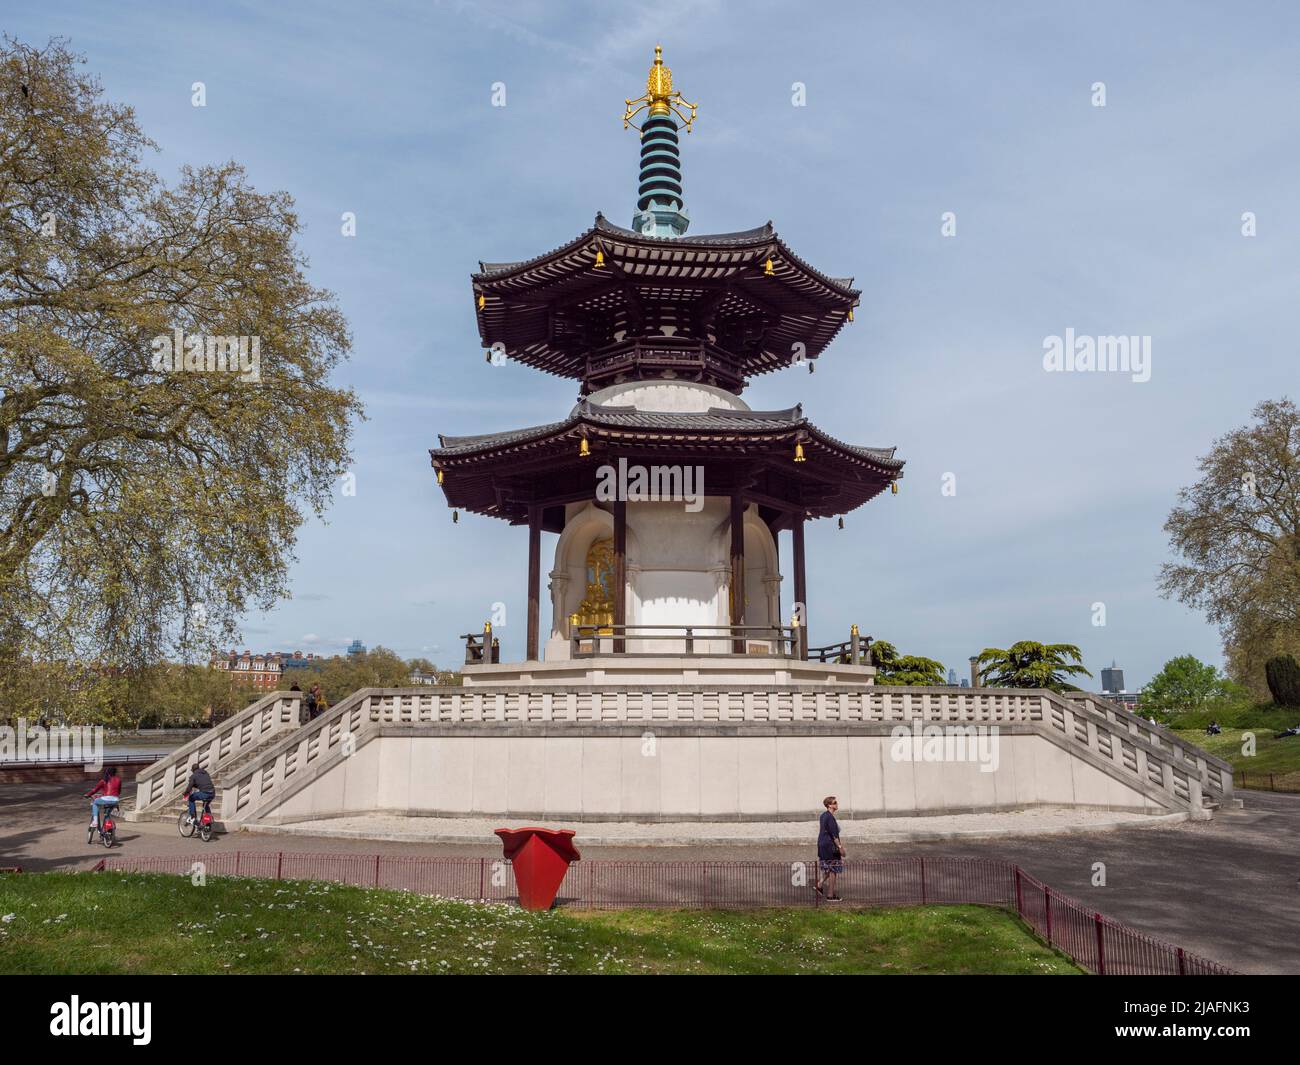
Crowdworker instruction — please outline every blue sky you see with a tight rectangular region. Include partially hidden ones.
[15,1,1299,687]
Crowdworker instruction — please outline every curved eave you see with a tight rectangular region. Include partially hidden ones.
[433,410,902,471]
[468,214,862,382]
[471,214,859,301]
[430,409,904,521]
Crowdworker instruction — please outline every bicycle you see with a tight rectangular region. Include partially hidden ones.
[85,797,119,848]
[178,793,215,842]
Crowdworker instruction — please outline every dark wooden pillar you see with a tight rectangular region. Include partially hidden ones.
[792,510,807,660]
[526,505,541,661]
[730,492,745,653]
[613,498,626,653]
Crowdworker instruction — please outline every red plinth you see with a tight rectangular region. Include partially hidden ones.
[494,827,581,911]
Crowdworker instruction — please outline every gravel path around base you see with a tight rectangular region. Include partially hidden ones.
[247,806,1177,846]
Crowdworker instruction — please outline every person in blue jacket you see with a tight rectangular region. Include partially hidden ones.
[816,795,846,900]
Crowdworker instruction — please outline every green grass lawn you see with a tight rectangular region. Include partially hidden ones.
[0,871,1080,975]
[1173,727,1300,790]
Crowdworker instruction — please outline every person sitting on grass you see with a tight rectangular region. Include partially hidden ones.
[1206,720,1222,736]
[815,795,846,902]
[184,763,215,824]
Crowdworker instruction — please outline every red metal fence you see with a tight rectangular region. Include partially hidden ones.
[1236,769,1300,793]
[93,852,1235,975]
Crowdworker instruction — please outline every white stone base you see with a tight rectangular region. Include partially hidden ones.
[257,726,1162,826]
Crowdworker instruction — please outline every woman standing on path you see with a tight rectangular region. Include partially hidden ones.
[816,796,846,901]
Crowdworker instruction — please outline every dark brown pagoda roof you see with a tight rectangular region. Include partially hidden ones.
[439,401,901,465]
[432,400,903,525]
[471,215,861,387]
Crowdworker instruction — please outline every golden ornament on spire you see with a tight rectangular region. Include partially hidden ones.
[623,45,698,132]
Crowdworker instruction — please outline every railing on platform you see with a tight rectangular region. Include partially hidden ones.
[92,852,1237,975]
[807,630,873,664]
[462,630,500,665]
[568,623,799,658]
[459,619,877,662]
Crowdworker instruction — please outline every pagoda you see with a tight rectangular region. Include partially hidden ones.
[124,50,1227,835]
[431,47,904,671]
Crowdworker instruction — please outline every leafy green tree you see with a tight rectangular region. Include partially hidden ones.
[294,647,418,705]
[148,663,243,726]
[0,38,362,720]
[1264,654,1300,706]
[1160,398,1300,699]
[975,642,1091,692]
[0,659,132,727]
[1141,655,1232,710]
[870,640,946,686]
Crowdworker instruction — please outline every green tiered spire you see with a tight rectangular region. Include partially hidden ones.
[623,45,698,237]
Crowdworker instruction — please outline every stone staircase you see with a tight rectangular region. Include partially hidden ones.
[128,734,294,827]
[123,691,303,825]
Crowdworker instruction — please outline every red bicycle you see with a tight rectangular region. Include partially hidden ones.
[178,797,215,843]
[85,797,119,848]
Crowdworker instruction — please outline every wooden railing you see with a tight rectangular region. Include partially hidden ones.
[807,631,873,664]
[462,630,500,665]
[215,683,1233,825]
[127,690,302,818]
[569,623,799,658]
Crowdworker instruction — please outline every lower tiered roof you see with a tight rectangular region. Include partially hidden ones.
[431,399,903,530]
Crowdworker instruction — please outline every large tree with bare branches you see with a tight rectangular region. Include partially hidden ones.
[1160,398,1300,697]
[0,38,362,718]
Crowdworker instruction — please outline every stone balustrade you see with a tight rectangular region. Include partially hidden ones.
[126,691,302,820]
[214,684,1232,825]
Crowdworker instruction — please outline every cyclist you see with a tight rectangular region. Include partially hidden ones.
[84,765,122,830]
[183,763,215,825]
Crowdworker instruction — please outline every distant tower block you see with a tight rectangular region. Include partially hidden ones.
[1101,662,1125,694]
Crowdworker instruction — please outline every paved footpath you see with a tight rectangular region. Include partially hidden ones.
[3,782,1296,974]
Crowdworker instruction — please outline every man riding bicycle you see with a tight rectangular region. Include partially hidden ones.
[183,763,215,825]
[84,766,122,828]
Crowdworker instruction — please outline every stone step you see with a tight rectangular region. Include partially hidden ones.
[129,800,226,832]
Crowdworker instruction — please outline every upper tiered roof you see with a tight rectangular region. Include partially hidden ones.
[432,45,904,525]
[473,214,860,394]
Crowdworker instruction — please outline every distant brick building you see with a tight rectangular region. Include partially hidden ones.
[212,649,330,691]
[212,650,283,692]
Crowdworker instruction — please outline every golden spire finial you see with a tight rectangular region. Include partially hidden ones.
[624,44,698,132]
